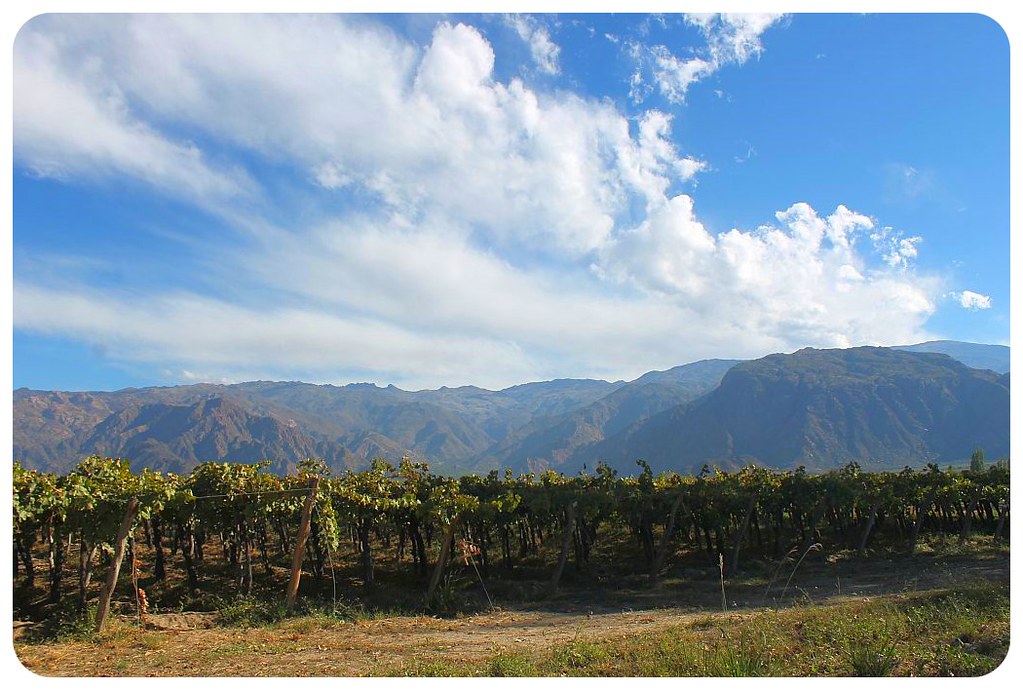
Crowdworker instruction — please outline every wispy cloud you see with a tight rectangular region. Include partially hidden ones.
[504,14,561,75]
[14,24,255,215]
[884,162,935,202]
[870,227,923,269]
[631,13,786,103]
[734,141,756,163]
[14,282,545,390]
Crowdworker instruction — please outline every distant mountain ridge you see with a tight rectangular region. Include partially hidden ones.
[13,341,1009,475]
[473,359,738,473]
[895,340,1009,373]
[13,377,625,475]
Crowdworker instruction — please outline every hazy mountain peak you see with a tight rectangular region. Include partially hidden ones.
[895,340,1009,374]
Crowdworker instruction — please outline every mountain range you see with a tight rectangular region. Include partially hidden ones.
[13,341,1009,476]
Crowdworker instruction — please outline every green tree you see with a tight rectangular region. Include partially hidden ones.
[970,448,986,473]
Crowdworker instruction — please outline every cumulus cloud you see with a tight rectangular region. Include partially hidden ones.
[13,14,949,389]
[632,13,785,102]
[14,15,695,257]
[598,198,937,346]
[955,290,993,311]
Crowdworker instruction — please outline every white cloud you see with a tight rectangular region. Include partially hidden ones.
[312,162,352,190]
[175,370,238,385]
[632,13,785,103]
[870,226,923,268]
[244,216,682,354]
[649,48,714,103]
[955,290,993,311]
[598,198,936,348]
[12,200,942,388]
[505,14,561,75]
[13,22,255,213]
[13,14,949,389]
[13,15,699,257]
[13,282,544,391]
[415,21,496,101]
[696,13,785,64]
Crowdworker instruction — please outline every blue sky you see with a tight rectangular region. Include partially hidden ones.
[10,12,1010,391]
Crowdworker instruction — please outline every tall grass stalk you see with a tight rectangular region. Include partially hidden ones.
[761,546,800,605]
[779,543,822,603]
[719,553,727,612]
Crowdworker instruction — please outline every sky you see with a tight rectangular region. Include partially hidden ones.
[9,11,1012,392]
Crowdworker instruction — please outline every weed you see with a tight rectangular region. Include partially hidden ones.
[25,602,100,643]
[554,638,608,670]
[283,613,339,633]
[488,653,537,676]
[427,570,467,616]
[761,546,800,605]
[653,637,701,675]
[915,645,1001,677]
[841,633,899,676]
[216,596,288,627]
[178,591,229,613]
[689,615,716,630]
[704,628,771,677]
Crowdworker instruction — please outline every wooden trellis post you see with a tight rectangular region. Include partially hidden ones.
[650,492,687,582]
[426,516,461,608]
[95,497,139,632]
[285,477,320,612]
[547,500,577,596]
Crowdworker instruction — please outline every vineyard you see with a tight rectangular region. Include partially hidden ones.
[13,455,1009,631]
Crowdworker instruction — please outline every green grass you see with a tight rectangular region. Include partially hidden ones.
[486,653,539,676]
[383,582,1009,677]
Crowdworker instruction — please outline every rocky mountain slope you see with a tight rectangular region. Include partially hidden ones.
[576,347,1010,474]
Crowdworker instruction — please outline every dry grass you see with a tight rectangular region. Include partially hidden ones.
[13,535,1010,677]
[14,577,1009,676]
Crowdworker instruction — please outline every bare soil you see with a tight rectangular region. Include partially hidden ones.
[15,608,704,676]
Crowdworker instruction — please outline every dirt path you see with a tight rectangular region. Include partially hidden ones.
[14,606,710,676]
